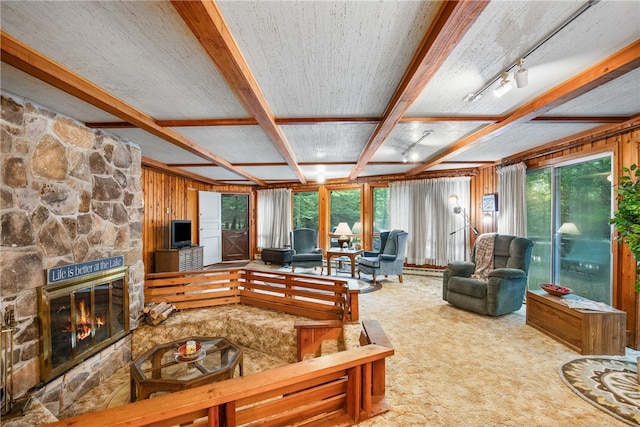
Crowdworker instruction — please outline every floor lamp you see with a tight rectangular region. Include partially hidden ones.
[449,196,479,261]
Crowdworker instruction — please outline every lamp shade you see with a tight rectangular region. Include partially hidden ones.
[334,222,352,236]
[351,222,362,235]
[558,222,581,235]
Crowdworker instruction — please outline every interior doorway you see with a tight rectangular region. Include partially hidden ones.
[222,194,250,261]
[199,191,222,266]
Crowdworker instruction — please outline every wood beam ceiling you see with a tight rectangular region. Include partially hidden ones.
[348,0,489,180]
[0,30,267,186]
[171,0,307,184]
[408,39,640,175]
[85,115,631,129]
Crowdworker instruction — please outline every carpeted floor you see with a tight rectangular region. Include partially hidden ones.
[10,261,640,426]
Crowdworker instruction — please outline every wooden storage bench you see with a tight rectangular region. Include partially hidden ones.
[526,290,626,355]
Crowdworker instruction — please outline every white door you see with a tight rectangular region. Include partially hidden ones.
[199,191,222,266]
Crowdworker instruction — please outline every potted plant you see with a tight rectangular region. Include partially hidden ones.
[610,164,640,291]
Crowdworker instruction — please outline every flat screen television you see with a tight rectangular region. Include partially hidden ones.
[171,220,192,248]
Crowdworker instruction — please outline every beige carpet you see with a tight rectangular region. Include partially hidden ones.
[38,262,640,426]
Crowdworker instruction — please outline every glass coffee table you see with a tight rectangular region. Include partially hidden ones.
[130,336,243,401]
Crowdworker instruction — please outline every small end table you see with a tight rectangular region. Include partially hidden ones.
[326,249,363,277]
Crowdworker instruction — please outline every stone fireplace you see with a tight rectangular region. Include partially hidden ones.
[1,94,145,416]
[38,263,130,383]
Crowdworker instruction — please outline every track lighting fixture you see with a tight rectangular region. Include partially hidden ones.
[400,130,432,163]
[464,1,598,102]
[493,72,513,98]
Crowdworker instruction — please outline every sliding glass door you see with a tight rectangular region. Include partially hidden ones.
[526,155,612,303]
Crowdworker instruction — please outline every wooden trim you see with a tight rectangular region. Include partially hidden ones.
[171,0,306,184]
[87,114,626,130]
[349,0,489,179]
[0,30,266,186]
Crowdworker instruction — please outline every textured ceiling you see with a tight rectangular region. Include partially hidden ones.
[1,0,638,186]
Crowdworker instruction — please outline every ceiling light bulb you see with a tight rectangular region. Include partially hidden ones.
[317,174,325,184]
[402,156,408,163]
[493,72,512,98]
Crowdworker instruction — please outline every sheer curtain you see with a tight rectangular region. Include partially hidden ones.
[497,162,527,236]
[390,177,470,266]
[257,188,291,249]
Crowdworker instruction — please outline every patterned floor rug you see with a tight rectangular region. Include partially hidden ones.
[559,357,640,426]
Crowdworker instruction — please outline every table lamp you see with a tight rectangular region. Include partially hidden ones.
[334,222,352,248]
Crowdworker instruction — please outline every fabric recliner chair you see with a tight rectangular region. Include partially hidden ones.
[357,230,408,285]
[290,228,324,273]
[443,233,534,316]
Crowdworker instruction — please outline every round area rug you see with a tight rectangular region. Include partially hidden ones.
[559,357,640,426]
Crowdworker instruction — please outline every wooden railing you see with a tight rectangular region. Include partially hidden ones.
[44,345,393,427]
[144,268,359,323]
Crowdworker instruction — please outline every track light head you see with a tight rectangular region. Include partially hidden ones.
[493,72,513,98]
[514,59,528,88]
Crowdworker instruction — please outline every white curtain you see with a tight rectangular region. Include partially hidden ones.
[390,177,470,266]
[257,188,291,249]
[497,162,527,236]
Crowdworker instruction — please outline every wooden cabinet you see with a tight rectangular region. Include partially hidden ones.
[154,246,203,272]
[526,290,626,355]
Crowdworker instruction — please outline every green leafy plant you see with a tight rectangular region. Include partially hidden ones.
[610,164,640,291]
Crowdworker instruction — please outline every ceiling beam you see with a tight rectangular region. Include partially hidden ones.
[172,0,307,184]
[142,157,225,186]
[348,0,489,180]
[85,114,631,130]
[502,113,640,166]
[408,39,640,175]
[0,30,266,186]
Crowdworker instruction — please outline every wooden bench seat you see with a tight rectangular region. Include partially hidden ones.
[359,319,393,348]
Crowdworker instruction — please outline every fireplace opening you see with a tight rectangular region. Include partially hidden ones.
[38,266,129,382]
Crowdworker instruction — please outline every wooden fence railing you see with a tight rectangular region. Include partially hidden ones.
[44,345,393,427]
[144,268,359,323]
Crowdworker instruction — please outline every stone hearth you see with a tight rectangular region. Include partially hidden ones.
[0,94,144,417]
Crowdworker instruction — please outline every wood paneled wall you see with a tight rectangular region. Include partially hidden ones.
[141,167,251,274]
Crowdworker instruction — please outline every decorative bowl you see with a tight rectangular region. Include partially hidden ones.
[176,343,202,361]
[540,284,572,297]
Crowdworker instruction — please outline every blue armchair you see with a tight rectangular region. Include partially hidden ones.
[362,231,389,258]
[443,234,534,316]
[357,230,408,285]
[290,228,324,273]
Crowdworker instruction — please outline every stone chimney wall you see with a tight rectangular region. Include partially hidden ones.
[0,94,145,415]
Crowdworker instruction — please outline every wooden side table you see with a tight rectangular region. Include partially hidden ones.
[526,290,626,355]
[326,249,363,277]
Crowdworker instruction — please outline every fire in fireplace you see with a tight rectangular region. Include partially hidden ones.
[38,266,130,382]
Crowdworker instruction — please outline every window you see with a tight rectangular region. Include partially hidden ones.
[373,187,389,251]
[329,189,361,247]
[221,194,247,230]
[292,191,318,230]
[526,155,612,303]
